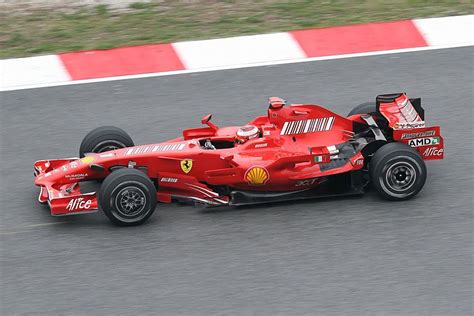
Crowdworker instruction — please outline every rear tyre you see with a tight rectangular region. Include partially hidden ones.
[79,126,134,158]
[347,102,376,116]
[99,168,157,226]
[370,142,426,201]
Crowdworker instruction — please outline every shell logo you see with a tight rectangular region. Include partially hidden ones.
[245,166,269,185]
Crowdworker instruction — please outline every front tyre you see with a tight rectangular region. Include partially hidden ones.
[99,168,157,226]
[79,126,134,158]
[370,142,426,201]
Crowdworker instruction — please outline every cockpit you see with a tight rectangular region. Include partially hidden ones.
[200,124,261,150]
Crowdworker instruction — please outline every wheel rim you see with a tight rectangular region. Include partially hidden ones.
[92,140,126,153]
[114,186,146,217]
[385,161,417,192]
[379,157,421,198]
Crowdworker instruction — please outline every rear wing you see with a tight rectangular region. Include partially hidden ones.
[393,126,444,160]
[376,93,443,160]
[376,93,424,128]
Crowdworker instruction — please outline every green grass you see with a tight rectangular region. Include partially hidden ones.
[0,0,472,58]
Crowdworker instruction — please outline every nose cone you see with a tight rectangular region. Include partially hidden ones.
[35,157,93,186]
[34,175,46,186]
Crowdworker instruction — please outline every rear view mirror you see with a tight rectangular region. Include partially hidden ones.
[201,114,218,131]
[201,114,212,124]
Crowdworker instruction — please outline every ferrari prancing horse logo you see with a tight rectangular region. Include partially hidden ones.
[180,159,193,173]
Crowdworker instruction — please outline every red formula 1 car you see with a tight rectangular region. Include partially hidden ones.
[34,93,444,226]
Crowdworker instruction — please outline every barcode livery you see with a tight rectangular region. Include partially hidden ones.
[125,143,185,155]
[280,117,335,135]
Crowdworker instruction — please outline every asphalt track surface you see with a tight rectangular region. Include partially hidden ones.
[1,47,473,315]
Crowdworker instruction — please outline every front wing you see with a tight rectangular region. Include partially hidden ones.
[34,159,99,216]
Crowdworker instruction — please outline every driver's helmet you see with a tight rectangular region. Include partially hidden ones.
[236,125,259,143]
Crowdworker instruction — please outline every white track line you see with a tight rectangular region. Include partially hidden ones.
[1,43,472,92]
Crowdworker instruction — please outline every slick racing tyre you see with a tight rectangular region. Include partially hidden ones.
[347,102,376,116]
[99,168,157,226]
[370,142,427,201]
[79,126,134,157]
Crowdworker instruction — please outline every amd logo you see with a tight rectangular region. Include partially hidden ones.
[408,137,440,148]
[66,197,92,211]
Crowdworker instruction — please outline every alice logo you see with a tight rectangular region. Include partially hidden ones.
[245,166,269,185]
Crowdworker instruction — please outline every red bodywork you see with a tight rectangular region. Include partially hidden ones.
[34,95,443,216]
[377,93,444,160]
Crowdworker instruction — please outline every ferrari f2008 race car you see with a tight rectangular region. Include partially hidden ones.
[34,93,444,226]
